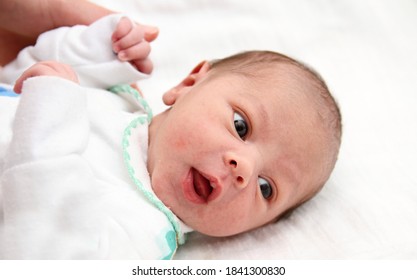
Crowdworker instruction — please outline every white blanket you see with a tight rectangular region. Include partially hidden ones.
[88,0,417,259]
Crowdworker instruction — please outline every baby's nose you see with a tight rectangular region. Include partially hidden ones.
[225,153,254,190]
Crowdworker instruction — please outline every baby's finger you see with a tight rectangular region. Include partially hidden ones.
[117,41,151,63]
[14,72,31,93]
[130,58,153,75]
[113,25,145,53]
[142,24,159,42]
[111,17,132,43]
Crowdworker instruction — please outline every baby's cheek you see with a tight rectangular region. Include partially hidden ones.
[172,130,196,150]
[173,135,188,150]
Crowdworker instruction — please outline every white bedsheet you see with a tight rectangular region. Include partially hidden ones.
[93,0,417,259]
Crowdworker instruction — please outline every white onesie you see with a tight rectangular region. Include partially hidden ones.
[0,14,189,259]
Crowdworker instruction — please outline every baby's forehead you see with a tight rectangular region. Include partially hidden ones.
[209,67,324,133]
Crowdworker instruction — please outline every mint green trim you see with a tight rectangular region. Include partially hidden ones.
[108,84,153,123]
[114,84,185,258]
[122,117,185,256]
[162,230,177,260]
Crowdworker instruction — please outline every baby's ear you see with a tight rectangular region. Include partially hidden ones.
[163,61,211,106]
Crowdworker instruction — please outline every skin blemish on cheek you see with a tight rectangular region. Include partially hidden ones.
[172,128,199,150]
[173,135,188,150]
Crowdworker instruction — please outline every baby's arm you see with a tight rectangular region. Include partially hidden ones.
[1,72,94,258]
[0,14,157,88]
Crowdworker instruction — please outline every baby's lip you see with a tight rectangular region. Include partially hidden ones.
[182,168,222,204]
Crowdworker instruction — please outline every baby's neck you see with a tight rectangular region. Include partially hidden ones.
[146,108,169,173]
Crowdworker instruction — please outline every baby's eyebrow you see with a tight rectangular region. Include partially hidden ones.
[245,93,269,127]
[257,102,269,126]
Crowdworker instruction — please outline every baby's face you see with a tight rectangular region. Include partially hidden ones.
[147,67,325,236]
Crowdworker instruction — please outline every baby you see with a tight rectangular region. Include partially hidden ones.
[0,14,341,259]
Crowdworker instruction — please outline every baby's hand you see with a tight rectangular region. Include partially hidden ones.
[111,17,159,74]
[14,61,79,93]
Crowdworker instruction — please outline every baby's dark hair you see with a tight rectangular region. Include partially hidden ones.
[209,50,342,219]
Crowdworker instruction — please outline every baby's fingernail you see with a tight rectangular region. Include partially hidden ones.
[118,51,127,60]
[147,26,159,33]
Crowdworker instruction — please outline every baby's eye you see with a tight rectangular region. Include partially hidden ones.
[234,112,248,139]
[258,177,273,199]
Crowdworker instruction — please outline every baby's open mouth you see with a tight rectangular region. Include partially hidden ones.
[192,168,214,201]
[182,168,221,204]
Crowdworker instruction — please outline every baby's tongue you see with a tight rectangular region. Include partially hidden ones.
[193,170,212,200]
